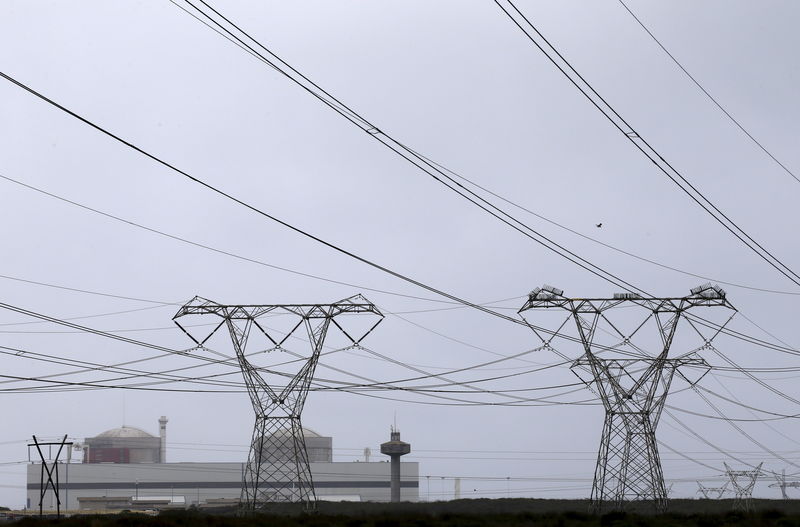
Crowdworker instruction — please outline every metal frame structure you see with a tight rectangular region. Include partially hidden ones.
[697,481,729,499]
[173,294,383,511]
[769,469,800,499]
[29,435,72,517]
[519,284,735,512]
[724,462,763,511]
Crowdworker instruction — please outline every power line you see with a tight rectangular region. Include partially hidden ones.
[421,153,800,297]
[0,273,536,378]
[171,0,800,299]
[3,69,659,361]
[0,261,599,400]
[168,0,647,295]
[2,7,797,474]
[0,302,173,328]
[617,0,800,185]
[167,0,800,424]
[0,69,541,331]
[0,230,795,392]
[0,343,243,389]
[0,173,456,307]
[3,43,795,375]
[2,211,794,388]
[3,309,794,473]
[168,0,800,417]
[155,4,800,365]
[691,382,800,470]
[0,305,600,405]
[0,271,176,305]
[0,299,183,355]
[709,371,800,448]
[0,171,559,369]
[5,265,792,462]
[661,410,757,470]
[493,0,800,288]
[0,277,559,388]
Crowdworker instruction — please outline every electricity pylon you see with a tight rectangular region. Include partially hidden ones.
[519,284,735,512]
[173,295,383,511]
[697,481,728,499]
[724,462,762,512]
[769,469,800,499]
[771,469,789,500]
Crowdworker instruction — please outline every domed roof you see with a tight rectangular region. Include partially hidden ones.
[95,426,155,439]
[265,427,323,438]
[302,428,321,438]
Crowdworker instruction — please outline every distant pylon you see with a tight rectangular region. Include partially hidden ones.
[767,469,800,499]
[697,481,728,499]
[724,462,763,512]
[173,295,383,511]
[773,469,788,500]
[519,283,735,512]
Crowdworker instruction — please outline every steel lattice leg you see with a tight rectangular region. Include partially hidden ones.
[242,416,315,508]
[591,412,667,512]
[590,414,613,513]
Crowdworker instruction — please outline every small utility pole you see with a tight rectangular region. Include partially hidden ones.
[29,435,72,518]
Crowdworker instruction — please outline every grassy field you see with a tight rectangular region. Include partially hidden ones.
[10,499,800,526]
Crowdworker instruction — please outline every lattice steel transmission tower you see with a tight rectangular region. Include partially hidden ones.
[173,295,383,511]
[697,481,729,499]
[769,469,800,499]
[519,284,735,512]
[725,462,763,511]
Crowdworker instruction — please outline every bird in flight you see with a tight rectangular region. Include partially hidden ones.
[596,223,603,228]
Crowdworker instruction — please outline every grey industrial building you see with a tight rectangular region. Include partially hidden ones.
[27,419,418,511]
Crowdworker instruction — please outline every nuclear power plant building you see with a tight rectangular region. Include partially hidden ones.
[27,419,418,511]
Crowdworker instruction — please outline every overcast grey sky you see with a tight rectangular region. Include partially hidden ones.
[0,0,799,507]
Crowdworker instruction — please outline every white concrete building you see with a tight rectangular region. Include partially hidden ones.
[27,422,418,510]
[27,461,419,510]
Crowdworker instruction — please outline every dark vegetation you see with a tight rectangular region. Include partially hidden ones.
[10,500,800,526]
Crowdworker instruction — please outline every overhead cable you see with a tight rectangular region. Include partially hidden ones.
[168,0,647,295]
[618,0,800,185]
[0,70,544,331]
[419,151,800,297]
[494,0,800,288]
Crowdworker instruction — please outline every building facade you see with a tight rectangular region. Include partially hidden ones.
[27,420,418,510]
[27,461,419,510]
